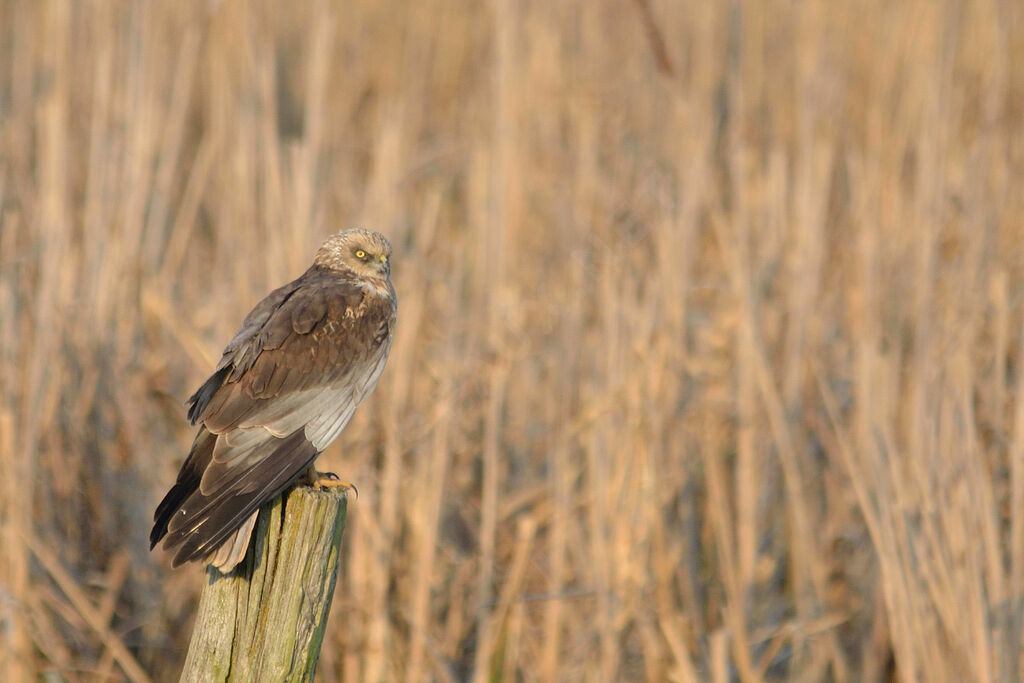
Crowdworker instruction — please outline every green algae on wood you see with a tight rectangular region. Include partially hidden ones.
[179,486,348,682]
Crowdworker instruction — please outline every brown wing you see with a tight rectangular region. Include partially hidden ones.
[150,266,396,567]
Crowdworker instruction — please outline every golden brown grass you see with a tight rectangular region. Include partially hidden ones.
[2,0,1023,680]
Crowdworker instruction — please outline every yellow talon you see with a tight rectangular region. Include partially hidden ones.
[306,469,358,498]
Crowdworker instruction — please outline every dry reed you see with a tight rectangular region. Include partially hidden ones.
[1,0,1022,680]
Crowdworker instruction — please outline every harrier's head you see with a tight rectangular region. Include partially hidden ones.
[314,228,392,280]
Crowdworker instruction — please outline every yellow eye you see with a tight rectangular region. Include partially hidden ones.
[379,254,388,264]
[355,249,366,259]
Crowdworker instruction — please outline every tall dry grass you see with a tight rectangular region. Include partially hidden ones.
[1,0,1022,680]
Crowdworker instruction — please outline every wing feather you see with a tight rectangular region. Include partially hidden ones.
[165,429,319,566]
[291,290,328,334]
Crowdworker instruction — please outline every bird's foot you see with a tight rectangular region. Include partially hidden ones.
[307,470,358,498]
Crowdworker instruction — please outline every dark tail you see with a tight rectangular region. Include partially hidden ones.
[152,427,319,567]
[150,428,215,548]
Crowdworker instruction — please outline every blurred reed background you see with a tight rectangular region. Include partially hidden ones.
[1,0,1023,680]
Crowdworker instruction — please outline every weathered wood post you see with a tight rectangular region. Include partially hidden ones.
[179,486,348,682]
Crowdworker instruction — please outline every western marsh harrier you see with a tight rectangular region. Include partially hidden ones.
[150,228,397,570]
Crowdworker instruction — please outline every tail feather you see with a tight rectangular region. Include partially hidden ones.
[207,513,259,570]
[150,428,216,548]
[152,427,319,569]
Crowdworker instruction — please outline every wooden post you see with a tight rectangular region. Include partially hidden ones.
[179,486,348,682]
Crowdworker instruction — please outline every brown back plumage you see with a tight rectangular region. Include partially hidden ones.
[151,229,397,569]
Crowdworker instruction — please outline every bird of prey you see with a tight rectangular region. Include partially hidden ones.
[150,228,397,570]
